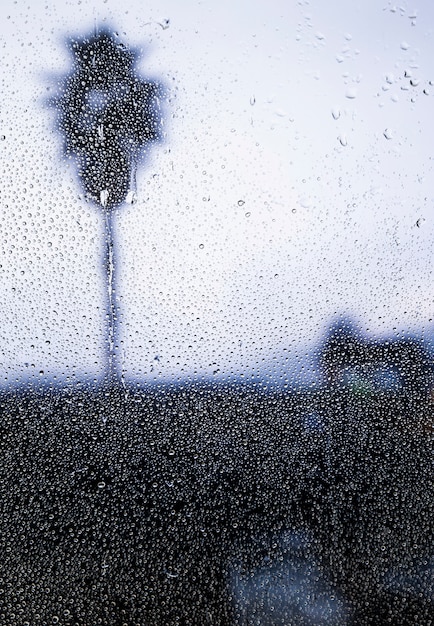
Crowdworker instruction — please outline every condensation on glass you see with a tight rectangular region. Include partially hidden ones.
[0,1,432,624]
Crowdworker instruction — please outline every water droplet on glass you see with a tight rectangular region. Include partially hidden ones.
[125,190,137,204]
[400,41,409,51]
[383,128,393,140]
[156,18,170,30]
[238,200,245,206]
[338,134,347,146]
[345,87,357,99]
[250,95,256,105]
[97,481,106,489]
[331,107,341,120]
[245,212,251,218]
[100,189,110,208]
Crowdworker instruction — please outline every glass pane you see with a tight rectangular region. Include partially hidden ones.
[1,1,432,624]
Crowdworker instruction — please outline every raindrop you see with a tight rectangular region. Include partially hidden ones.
[245,212,251,218]
[383,128,393,140]
[238,200,245,206]
[345,87,357,99]
[338,134,347,146]
[400,41,410,51]
[159,18,170,30]
[331,107,341,120]
[125,190,137,204]
[100,189,110,208]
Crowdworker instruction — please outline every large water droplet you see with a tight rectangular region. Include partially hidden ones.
[299,197,311,208]
[125,190,137,204]
[100,189,110,208]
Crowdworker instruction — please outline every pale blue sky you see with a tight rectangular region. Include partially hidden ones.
[1,0,433,386]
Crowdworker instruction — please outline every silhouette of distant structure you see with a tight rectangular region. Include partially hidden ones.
[320,318,434,400]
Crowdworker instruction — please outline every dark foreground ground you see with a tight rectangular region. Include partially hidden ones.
[0,382,432,625]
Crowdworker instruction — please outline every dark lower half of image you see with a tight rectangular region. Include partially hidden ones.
[0,383,432,625]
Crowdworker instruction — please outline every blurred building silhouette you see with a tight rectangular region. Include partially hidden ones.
[320,319,434,402]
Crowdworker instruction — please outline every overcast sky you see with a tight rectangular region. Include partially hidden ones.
[1,0,434,387]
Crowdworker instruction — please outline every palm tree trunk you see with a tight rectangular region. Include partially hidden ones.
[104,209,117,387]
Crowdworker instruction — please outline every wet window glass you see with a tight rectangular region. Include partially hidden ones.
[1,1,433,624]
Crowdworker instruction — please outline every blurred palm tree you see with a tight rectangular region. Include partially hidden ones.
[52,29,163,386]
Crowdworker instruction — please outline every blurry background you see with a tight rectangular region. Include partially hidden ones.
[1,0,433,388]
